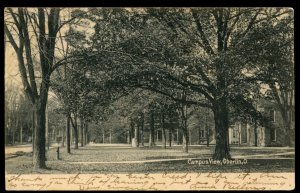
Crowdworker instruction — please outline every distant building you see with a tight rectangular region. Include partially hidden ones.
[228,99,295,147]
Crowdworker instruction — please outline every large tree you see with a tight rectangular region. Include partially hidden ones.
[4,8,87,168]
[78,8,293,160]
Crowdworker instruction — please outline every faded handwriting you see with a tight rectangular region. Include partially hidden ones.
[127,173,155,180]
[6,172,294,190]
[162,172,189,179]
[260,173,288,179]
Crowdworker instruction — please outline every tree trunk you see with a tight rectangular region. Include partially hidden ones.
[70,113,79,149]
[33,101,47,169]
[109,130,112,144]
[179,91,189,152]
[189,128,192,145]
[284,127,292,147]
[140,113,144,147]
[130,121,134,145]
[84,122,88,145]
[20,125,23,145]
[62,125,65,148]
[103,128,105,144]
[70,122,73,145]
[127,130,131,144]
[177,128,179,145]
[206,125,210,147]
[128,130,132,144]
[66,115,71,154]
[45,104,49,150]
[5,125,8,146]
[148,131,153,147]
[282,110,293,147]
[198,127,201,145]
[75,114,78,149]
[182,125,188,153]
[149,111,155,147]
[32,109,35,156]
[169,129,172,147]
[12,130,15,145]
[161,112,166,149]
[80,118,84,147]
[254,119,258,147]
[212,99,231,160]
[14,119,18,145]
[134,124,139,147]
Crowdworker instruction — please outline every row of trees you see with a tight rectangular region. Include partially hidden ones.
[5,83,32,145]
[5,8,294,169]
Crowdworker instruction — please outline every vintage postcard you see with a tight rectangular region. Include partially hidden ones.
[4,7,294,190]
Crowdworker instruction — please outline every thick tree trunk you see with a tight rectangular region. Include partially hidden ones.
[212,99,231,160]
[161,112,166,149]
[33,102,47,169]
[66,116,71,154]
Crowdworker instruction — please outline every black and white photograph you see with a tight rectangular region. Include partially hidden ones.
[4,7,295,190]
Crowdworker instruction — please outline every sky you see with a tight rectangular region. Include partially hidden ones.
[5,44,22,92]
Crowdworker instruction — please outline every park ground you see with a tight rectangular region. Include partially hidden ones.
[5,143,294,174]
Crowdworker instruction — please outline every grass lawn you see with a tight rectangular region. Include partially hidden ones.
[5,145,294,174]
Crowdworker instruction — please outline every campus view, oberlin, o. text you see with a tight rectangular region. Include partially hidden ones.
[5,7,294,190]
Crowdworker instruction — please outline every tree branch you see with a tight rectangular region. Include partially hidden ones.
[135,84,212,108]
[191,9,215,55]
[5,20,35,104]
[4,23,19,51]
[18,8,39,98]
